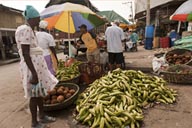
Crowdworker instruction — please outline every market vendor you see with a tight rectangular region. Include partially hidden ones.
[129,30,138,50]
[15,5,58,128]
[36,20,58,75]
[105,20,125,70]
[79,24,100,63]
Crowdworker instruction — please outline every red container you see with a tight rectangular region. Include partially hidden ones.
[160,37,170,48]
[98,41,105,48]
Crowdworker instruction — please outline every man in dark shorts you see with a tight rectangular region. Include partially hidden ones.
[105,20,125,70]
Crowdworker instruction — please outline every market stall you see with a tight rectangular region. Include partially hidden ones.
[152,47,192,84]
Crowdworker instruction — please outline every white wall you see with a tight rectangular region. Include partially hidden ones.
[135,0,173,14]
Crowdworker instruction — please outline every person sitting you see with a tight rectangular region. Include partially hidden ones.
[129,30,138,51]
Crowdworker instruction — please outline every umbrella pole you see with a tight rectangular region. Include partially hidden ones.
[68,11,72,58]
[177,21,181,33]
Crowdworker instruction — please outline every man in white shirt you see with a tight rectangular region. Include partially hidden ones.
[36,20,58,75]
[105,21,125,70]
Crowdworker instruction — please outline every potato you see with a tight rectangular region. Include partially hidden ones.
[51,95,57,100]
[57,88,64,95]
[51,99,58,104]
[69,89,76,95]
[49,88,57,95]
[57,95,65,103]
[185,55,191,59]
[65,93,72,99]
[43,95,50,100]
[63,90,68,95]
[173,54,178,58]
[59,86,65,91]
[168,59,172,63]
[64,87,69,92]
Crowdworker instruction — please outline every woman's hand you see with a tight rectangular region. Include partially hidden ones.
[30,74,39,85]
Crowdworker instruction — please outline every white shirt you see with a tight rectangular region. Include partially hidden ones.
[105,24,125,53]
[36,31,56,56]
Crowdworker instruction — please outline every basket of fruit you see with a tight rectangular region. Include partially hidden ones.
[161,65,192,84]
[56,59,82,84]
[43,83,79,111]
[165,49,192,65]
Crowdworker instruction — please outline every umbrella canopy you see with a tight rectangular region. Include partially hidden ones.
[97,10,130,24]
[170,0,192,22]
[45,0,99,12]
[40,2,105,33]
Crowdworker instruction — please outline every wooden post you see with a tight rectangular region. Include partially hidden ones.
[146,0,150,26]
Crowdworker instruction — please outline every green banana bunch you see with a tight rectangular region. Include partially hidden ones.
[76,68,177,128]
[56,60,81,81]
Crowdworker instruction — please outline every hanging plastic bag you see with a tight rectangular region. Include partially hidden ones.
[152,57,168,73]
[31,83,47,97]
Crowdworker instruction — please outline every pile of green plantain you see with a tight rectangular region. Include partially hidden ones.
[56,60,81,81]
[76,68,177,128]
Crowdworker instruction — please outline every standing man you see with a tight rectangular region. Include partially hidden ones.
[105,20,125,70]
[36,20,58,75]
[79,24,100,63]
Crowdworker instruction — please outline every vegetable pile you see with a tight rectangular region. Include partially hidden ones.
[44,86,76,105]
[56,59,81,81]
[76,68,177,128]
[166,52,191,65]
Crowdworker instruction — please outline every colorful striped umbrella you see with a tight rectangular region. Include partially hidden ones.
[40,2,105,57]
[170,0,192,22]
[40,2,105,33]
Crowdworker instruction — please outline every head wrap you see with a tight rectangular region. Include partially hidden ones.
[39,20,48,29]
[23,5,40,20]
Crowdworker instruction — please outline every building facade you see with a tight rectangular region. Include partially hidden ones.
[0,4,24,60]
[134,0,186,36]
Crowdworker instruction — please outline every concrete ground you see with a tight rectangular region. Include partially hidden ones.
[0,46,192,128]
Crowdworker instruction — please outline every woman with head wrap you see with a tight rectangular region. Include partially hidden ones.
[15,5,58,128]
[36,20,58,75]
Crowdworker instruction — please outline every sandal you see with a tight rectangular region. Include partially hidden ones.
[39,115,56,123]
[32,123,47,128]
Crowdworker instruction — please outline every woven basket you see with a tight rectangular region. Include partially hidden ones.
[43,83,79,111]
[78,62,104,84]
[161,65,192,84]
[165,49,192,65]
[59,74,80,84]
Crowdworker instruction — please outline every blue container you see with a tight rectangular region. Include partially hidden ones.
[145,38,153,50]
[145,25,154,38]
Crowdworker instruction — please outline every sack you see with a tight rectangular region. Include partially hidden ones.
[126,41,133,49]
[31,83,47,97]
[152,57,168,73]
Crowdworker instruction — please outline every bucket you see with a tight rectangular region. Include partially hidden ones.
[160,37,170,48]
[145,25,154,38]
[145,38,153,50]
[153,37,160,48]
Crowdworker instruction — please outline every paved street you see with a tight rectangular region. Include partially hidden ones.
[0,48,192,128]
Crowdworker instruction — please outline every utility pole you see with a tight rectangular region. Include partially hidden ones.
[122,1,134,23]
[146,0,150,26]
